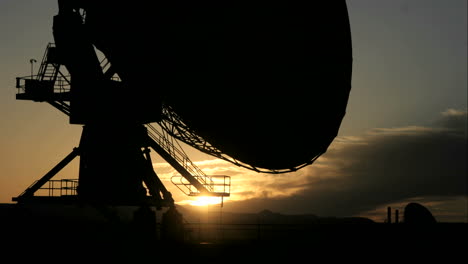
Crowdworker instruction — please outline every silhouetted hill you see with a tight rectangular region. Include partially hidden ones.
[177,205,375,225]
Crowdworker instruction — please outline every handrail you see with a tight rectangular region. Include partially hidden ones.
[147,124,212,188]
[36,43,54,81]
[43,179,78,197]
[146,123,230,197]
[171,175,230,197]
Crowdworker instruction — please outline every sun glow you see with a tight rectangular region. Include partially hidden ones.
[190,196,223,206]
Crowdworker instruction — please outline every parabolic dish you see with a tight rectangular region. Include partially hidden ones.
[82,1,353,172]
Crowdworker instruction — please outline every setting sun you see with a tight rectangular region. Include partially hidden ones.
[190,196,223,207]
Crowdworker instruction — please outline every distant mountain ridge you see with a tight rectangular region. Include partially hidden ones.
[177,205,375,225]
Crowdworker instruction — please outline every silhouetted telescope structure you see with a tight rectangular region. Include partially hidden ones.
[14,0,352,211]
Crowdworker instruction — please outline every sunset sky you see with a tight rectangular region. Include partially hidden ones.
[0,0,466,222]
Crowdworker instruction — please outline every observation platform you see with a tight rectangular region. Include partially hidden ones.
[16,43,70,102]
[16,76,70,102]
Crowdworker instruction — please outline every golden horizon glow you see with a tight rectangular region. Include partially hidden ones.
[189,196,223,207]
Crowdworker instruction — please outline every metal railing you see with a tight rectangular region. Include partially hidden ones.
[33,179,78,197]
[16,75,70,95]
[171,175,230,197]
[146,124,214,192]
[36,43,55,81]
[146,123,230,197]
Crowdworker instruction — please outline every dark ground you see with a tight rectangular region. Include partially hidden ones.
[1,204,466,263]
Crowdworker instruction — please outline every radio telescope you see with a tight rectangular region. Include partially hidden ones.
[13,1,352,222]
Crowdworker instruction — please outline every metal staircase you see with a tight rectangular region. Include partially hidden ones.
[147,124,230,197]
[36,43,59,82]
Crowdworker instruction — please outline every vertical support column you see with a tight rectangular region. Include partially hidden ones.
[387,206,392,224]
[78,124,147,204]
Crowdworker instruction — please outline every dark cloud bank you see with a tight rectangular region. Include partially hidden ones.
[224,109,467,219]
